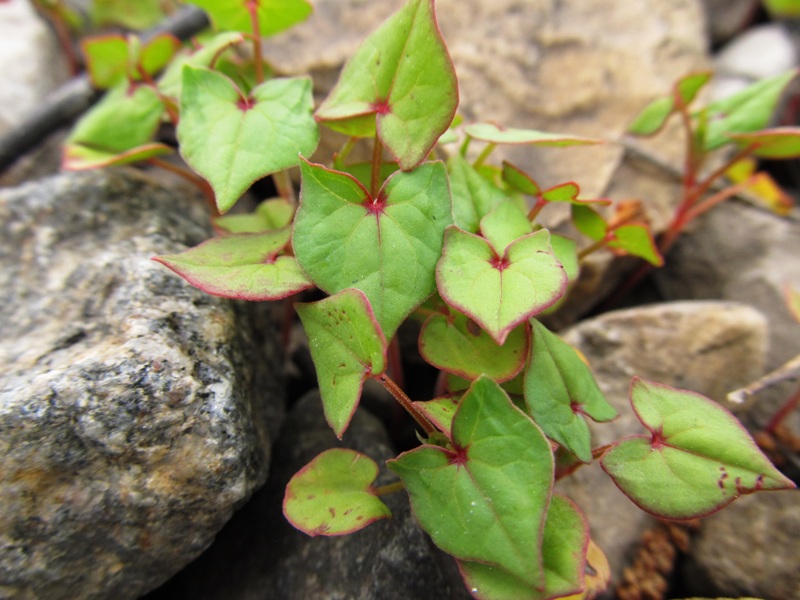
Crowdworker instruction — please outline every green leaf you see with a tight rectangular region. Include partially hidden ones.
[608,225,664,266]
[187,0,312,36]
[63,83,170,170]
[458,494,588,600]
[465,123,603,147]
[675,71,713,106]
[479,198,533,254]
[284,448,391,536]
[158,32,245,100]
[294,159,453,339]
[419,312,530,382]
[628,96,674,136]
[701,70,798,151]
[84,33,181,89]
[501,161,542,196]
[524,320,617,463]
[549,234,579,283]
[177,66,319,213]
[448,153,508,233]
[541,182,580,203]
[92,0,170,29]
[436,227,567,345]
[571,204,607,241]
[296,289,387,438]
[764,0,800,17]
[601,378,796,519]
[728,127,800,158]
[153,228,313,300]
[413,396,460,438]
[214,197,295,233]
[388,377,555,593]
[316,0,458,170]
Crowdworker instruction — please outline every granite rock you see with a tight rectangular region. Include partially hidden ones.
[0,169,284,599]
[681,490,800,599]
[144,391,464,600]
[557,301,769,592]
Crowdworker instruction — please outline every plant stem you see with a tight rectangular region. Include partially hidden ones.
[371,134,383,198]
[576,236,610,261]
[472,143,496,169]
[387,336,405,391]
[273,169,296,203]
[766,383,800,435]
[376,373,436,436]
[246,3,265,85]
[373,481,405,496]
[526,197,547,223]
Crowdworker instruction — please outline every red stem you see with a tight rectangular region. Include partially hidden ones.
[766,383,800,435]
[371,135,383,199]
[247,2,265,84]
[148,157,219,218]
[376,373,436,436]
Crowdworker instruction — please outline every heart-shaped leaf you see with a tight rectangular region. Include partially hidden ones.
[294,159,453,338]
[296,289,387,438]
[524,320,617,463]
[153,227,313,300]
[388,376,555,592]
[448,153,509,233]
[571,204,607,241]
[458,494,588,600]
[284,448,391,536]
[549,234,579,283]
[178,66,319,213]
[187,0,312,37]
[479,198,533,254]
[465,123,603,147]
[601,378,796,519]
[315,0,458,170]
[214,197,295,233]
[436,227,567,344]
[63,83,171,170]
[729,127,800,158]
[84,33,183,89]
[701,70,798,151]
[419,312,530,382]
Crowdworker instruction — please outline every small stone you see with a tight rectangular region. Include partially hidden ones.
[681,490,800,599]
[701,0,759,44]
[0,169,284,599]
[714,24,798,81]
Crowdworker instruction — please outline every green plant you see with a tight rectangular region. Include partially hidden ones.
[62,1,797,598]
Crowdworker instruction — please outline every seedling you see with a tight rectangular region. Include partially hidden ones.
[61,1,796,598]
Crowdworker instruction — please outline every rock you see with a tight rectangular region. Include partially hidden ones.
[556,301,769,593]
[266,0,708,203]
[701,0,759,44]
[653,201,800,430]
[0,169,284,599]
[681,490,800,599]
[144,391,464,600]
[710,23,799,102]
[0,0,69,186]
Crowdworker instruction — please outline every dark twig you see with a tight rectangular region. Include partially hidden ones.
[0,6,210,175]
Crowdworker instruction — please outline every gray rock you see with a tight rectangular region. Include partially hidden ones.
[144,391,464,600]
[715,24,798,81]
[653,202,800,430]
[681,490,800,599]
[556,301,769,591]
[0,169,284,599]
[701,0,759,44]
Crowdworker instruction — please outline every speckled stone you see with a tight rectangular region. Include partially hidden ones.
[144,391,464,600]
[0,169,284,599]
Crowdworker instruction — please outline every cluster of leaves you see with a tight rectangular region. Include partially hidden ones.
[62,1,796,598]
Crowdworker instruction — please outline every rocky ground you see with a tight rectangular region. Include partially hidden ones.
[1,0,798,598]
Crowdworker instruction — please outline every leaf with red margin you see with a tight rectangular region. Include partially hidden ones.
[419,312,530,382]
[448,153,509,233]
[283,448,391,536]
[296,289,387,438]
[413,396,461,438]
[294,159,452,339]
[608,224,663,266]
[388,376,555,594]
[465,123,603,147]
[729,127,800,159]
[600,378,795,519]
[436,226,567,345]
[315,0,458,170]
[153,227,313,300]
[524,320,617,463]
[187,0,312,37]
[458,494,589,600]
